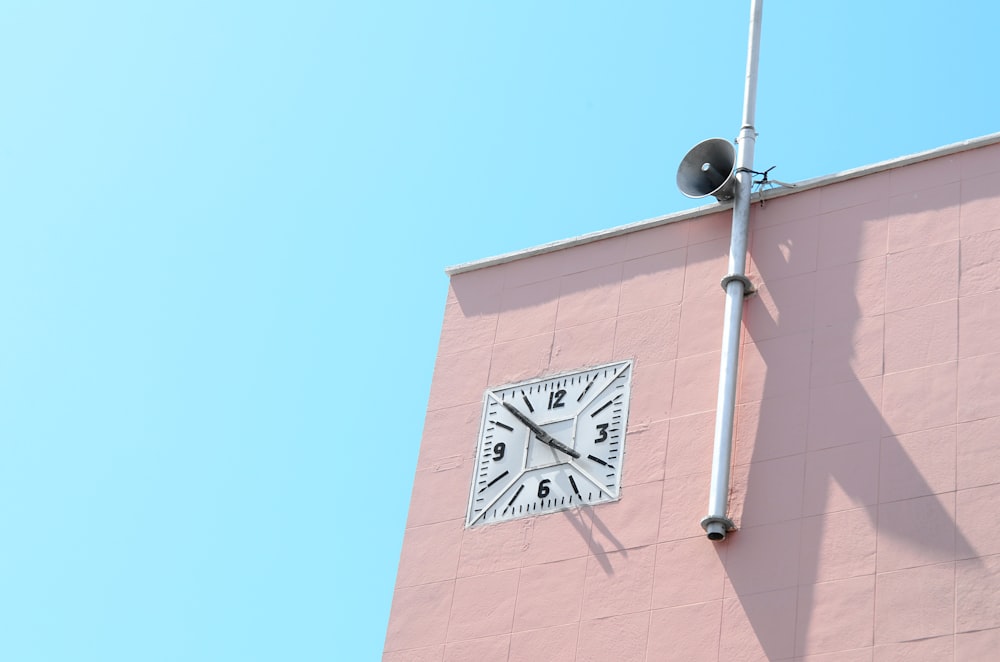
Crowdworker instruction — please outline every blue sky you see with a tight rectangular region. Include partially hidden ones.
[0,2,997,660]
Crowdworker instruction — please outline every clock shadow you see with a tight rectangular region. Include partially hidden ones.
[560,507,624,574]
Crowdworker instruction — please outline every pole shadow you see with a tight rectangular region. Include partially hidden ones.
[716,179,978,660]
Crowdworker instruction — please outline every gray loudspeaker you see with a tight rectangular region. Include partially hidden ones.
[676,138,737,201]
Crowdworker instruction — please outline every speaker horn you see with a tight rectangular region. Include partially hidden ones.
[676,138,737,201]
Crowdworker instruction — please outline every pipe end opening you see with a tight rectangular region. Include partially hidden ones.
[705,522,727,541]
[701,516,735,542]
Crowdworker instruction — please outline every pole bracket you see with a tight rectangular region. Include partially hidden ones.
[720,273,756,297]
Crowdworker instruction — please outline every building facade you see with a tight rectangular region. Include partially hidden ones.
[384,135,1000,661]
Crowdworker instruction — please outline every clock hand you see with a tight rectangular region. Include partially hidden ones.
[501,401,581,459]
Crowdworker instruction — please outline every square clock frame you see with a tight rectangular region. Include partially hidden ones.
[465,360,633,528]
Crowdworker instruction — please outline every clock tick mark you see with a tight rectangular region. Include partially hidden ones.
[587,454,611,467]
[507,484,525,507]
[591,400,613,417]
[479,471,510,493]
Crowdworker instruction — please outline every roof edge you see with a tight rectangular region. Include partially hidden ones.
[445,131,1000,276]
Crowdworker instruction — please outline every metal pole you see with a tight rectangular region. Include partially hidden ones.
[701,0,763,542]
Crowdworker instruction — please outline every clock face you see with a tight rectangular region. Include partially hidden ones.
[466,360,633,528]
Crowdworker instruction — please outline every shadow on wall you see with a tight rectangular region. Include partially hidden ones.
[718,165,980,660]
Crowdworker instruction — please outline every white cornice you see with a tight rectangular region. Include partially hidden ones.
[445,131,1000,276]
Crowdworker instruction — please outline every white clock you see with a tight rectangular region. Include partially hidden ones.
[465,360,633,528]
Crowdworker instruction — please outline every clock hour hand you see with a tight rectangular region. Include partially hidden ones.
[501,401,581,459]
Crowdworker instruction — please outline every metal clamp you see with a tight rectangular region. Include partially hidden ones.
[720,273,756,297]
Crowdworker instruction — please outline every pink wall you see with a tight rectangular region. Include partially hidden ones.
[385,140,1000,661]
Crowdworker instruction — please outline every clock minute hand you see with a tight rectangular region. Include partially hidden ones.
[501,401,581,459]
